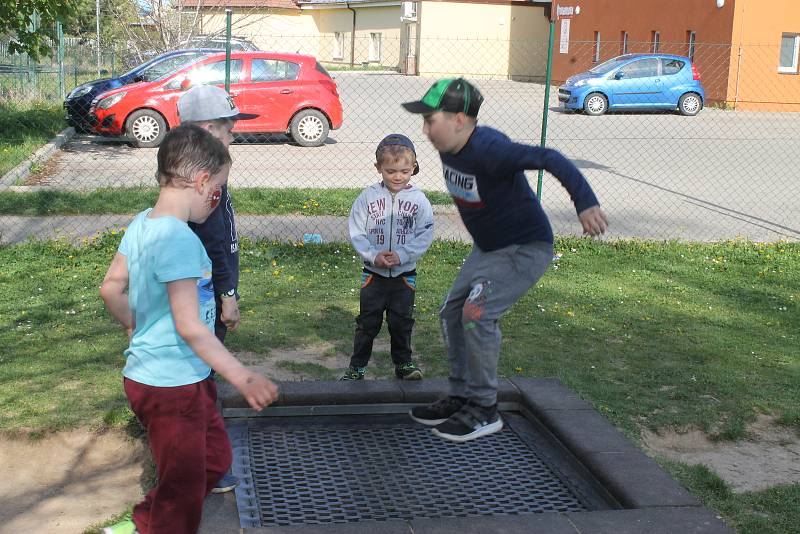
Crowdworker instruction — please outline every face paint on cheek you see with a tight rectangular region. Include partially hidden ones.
[208,186,222,210]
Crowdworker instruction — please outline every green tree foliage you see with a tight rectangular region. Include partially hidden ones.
[0,0,78,58]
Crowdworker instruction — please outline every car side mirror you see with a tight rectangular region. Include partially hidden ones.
[614,71,625,80]
[179,78,193,91]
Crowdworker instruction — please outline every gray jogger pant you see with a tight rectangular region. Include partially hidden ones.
[440,241,553,406]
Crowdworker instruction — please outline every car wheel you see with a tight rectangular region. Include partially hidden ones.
[289,109,329,147]
[678,93,702,116]
[126,109,167,148]
[583,93,608,116]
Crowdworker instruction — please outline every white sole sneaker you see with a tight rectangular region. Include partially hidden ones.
[431,418,504,442]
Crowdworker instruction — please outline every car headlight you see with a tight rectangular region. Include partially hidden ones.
[68,85,92,99]
[97,92,127,110]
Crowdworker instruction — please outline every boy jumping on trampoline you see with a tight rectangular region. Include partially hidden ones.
[403,78,607,442]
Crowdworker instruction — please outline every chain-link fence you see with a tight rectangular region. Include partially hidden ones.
[0,37,129,104]
[1,31,799,244]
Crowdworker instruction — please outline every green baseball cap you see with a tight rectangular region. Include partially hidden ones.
[402,78,484,117]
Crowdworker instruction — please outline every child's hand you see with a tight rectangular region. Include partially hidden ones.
[385,251,401,266]
[220,296,241,331]
[578,206,608,237]
[374,251,400,268]
[373,253,388,268]
[231,370,279,411]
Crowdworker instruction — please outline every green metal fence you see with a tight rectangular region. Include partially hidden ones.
[1,21,799,244]
[1,31,124,103]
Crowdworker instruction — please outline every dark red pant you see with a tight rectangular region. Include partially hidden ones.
[124,377,231,534]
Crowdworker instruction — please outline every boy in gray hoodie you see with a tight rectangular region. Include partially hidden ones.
[342,134,435,380]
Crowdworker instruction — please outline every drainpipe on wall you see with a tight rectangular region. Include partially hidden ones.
[733,0,746,110]
[414,2,421,75]
[346,3,357,68]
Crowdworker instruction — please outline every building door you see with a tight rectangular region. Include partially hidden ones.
[400,23,418,75]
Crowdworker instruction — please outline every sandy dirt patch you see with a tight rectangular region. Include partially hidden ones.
[643,414,800,492]
[0,429,145,533]
[236,340,392,381]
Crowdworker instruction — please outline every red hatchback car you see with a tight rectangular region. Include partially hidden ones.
[91,51,343,147]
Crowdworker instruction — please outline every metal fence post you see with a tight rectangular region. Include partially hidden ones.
[225,9,232,92]
[57,22,65,99]
[536,13,556,201]
[28,11,39,97]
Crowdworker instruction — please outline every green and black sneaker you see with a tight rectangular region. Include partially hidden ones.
[340,366,366,380]
[395,362,423,380]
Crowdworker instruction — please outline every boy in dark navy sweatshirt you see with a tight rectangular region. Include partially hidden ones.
[177,84,258,493]
[403,78,608,442]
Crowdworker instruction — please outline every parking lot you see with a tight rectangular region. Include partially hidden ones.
[31,73,800,241]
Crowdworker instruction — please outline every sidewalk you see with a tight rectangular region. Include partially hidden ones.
[0,213,471,246]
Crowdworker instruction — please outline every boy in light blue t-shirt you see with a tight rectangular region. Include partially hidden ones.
[99,124,279,534]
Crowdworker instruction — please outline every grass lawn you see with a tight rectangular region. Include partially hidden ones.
[0,235,798,533]
[0,101,65,177]
[0,187,454,215]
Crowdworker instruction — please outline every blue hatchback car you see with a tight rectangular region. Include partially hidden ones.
[63,48,214,132]
[558,54,705,116]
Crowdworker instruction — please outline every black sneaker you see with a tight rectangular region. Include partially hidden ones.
[395,361,423,380]
[431,402,503,442]
[409,396,466,426]
[340,366,366,380]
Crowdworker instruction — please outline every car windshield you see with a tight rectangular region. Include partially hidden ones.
[120,53,206,82]
[589,56,635,75]
[145,53,208,82]
[120,55,164,78]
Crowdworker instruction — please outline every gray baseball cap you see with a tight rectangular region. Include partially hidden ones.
[177,84,258,123]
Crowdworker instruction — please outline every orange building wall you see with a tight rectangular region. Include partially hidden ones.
[728,0,800,111]
[550,0,736,104]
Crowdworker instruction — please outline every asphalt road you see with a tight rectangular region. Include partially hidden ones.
[15,72,800,241]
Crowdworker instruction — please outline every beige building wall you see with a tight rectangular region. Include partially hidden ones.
[313,6,403,67]
[419,2,549,80]
[729,0,800,111]
[201,10,321,56]
[200,6,403,67]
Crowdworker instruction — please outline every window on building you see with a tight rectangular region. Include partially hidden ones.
[621,31,629,55]
[778,33,799,73]
[593,31,601,62]
[402,1,417,20]
[333,32,344,60]
[687,31,697,61]
[369,32,382,62]
[652,31,660,53]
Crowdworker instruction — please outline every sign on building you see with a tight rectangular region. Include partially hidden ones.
[560,19,571,53]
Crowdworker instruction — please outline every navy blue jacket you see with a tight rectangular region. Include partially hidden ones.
[439,126,599,250]
[189,185,239,296]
